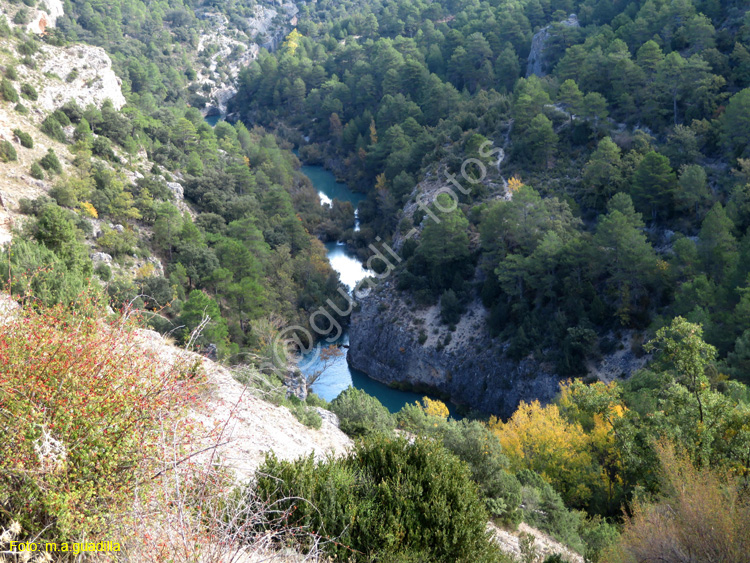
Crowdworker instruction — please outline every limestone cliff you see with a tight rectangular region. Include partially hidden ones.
[526,14,580,77]
[37,44,127,111]
[348,282,562,417]
[0,23,126,244]
[193,2,298,118]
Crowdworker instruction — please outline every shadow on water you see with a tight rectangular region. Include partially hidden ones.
[204,114,222,127]
[300,335,428,414]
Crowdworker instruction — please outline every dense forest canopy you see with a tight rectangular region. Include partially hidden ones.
[233,0,750,380]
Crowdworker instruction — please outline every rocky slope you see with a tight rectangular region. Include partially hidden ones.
[134,328,352,484]
[526,14,580,77]
[0,4,126,244]
[194,2,297,118]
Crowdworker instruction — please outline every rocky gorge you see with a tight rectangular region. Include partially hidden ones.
[348,282,563,418]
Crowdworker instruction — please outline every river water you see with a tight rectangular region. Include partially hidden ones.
[296,165,429,413]
[200,119,439,413]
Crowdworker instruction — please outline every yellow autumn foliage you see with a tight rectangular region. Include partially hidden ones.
[283,29,302,56]
[136,262,157,279]
[79,201,98,218]
[507,176,524,193]
[421,397,449,419]
[489,399,595,506]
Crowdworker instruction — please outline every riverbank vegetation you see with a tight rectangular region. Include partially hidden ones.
[1,97,350,359]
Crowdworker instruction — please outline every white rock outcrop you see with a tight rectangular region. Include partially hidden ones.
[26,0,64,35]
[134,329,352,484]
[39,44,126,111]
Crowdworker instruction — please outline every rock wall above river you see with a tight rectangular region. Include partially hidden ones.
[348,281,562,418]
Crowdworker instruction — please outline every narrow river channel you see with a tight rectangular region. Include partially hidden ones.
[296,163,428,413]
[203,117,443,413]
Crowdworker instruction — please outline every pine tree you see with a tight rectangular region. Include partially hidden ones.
[582,137,623,210]
[631,151,677,220]
[675,164,710,217]
[721,88,750,159]
[698,202,738,284]
[557,79,584,123]
[525,114,558,167]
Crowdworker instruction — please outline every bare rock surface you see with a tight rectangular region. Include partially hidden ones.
[39,44,126,110]
[488,522,584,562]
[348,283,562,417]
[526,14,580,77]
[134,329,352,484]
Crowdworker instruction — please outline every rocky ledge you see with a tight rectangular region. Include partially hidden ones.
[347,282,562,418]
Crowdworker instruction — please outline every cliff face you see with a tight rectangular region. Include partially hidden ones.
[526,14,580,77]
[194,2,297,117]
[348,282,562,418]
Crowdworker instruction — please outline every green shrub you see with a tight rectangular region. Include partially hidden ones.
[5,65,18,80]
[232,366,287,405]
[60,100,84,123]
[517,470,586,554]
[20,83,37,101]
[441,288,462,324]
[66,69,79,83]
[251,435,502,562]
[0,238,89,306]
[0,16,10,37]
[18,195,53,216]
[14,102,28,114]
[40,116,66,143]
[289,402,322,429]
[329,386,395,437]
[97,225,137,257]
[13,7,29,24]
[579,516,620,562]
[396,405,523,526]
[39,148,63,174]
[94,262,112,281]
[30,162,44,180]
[13,128,33,148]
[17,40,38,56]
[0,140,17,162]
[49,182,78,207]
[51,108,71,126]
[93,135,118,161]
[0,77,18,102]
[443,420,523,525]
[30,204,91,272]
[305,392,329,409]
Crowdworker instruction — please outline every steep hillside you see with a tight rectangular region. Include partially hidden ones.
[0,4,124,243]
[134,326,352,483]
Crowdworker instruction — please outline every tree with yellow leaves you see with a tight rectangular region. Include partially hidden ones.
[282,29,302,56]
[374,172,388,192]
[79,201,98,218]
[507,175,523,194]
[488,399,596,507]
[558,380,628,513]
[421,396,450,419]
